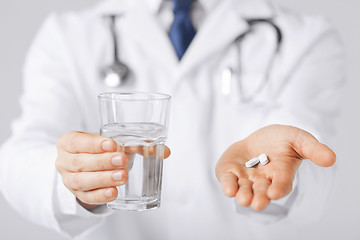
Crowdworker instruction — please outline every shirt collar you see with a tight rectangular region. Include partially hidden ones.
[145,0,220,15]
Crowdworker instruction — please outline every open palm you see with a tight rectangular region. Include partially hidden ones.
[215,125,336,211]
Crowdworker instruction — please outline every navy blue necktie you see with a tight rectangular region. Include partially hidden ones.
[169,0,196,60]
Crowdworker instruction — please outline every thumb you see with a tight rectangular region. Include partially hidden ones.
[294,130,336,167]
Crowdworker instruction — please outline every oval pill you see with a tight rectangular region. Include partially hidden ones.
[258,153,269,165]
[245,157,260,168]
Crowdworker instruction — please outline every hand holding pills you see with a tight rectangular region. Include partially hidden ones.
[215,124,336,211]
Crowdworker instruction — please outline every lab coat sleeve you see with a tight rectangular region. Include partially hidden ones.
[0,13,113,239]
[236,18,345,224]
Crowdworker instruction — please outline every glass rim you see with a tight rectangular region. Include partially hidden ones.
[98,92,171,101]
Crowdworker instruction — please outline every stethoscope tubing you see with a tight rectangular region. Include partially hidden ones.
[102,15,130,88]
[110,15,120,64]
[232,18,282,102]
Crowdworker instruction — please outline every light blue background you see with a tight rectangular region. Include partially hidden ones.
[0,0,359,239]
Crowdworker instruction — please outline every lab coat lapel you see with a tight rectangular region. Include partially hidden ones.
[122,1,178,71]
[95,0,275,76]
[179,0,275,75]
[178,0,249,74]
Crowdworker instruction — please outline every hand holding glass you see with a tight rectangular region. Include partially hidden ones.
[98,92,171,211]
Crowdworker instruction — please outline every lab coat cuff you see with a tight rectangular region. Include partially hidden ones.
[53,172,115,238]
[75,201,115,217]
[55,172,114,218]
[284,159,337,224]
[55,172,76,215]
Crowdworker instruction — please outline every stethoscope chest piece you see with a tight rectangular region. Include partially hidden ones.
[103,61,129,88]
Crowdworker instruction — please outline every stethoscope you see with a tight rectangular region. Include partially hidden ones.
[102,16,282,102]
[221,19,282,102]
[102,15,130,88]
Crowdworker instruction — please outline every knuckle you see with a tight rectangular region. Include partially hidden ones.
[216,162,240,179]
[60,174,73,190]
[55,157,64,172]
[97,156,107,171]
[68,133,81,150]
[253,178,265,187]
[60,131,75,144]
[56,135,66,150]
[75,191,91,204]
[71,174,82,190]
[57,131,80,151]
[70,155,83,172]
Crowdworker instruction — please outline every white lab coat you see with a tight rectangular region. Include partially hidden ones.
[0,0,345,239]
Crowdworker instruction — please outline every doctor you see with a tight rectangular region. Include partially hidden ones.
[0,0,344,239]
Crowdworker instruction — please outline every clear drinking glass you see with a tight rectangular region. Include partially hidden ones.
[98,92,171,211]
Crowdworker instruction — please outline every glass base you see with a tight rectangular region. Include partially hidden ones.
[107,198,160,211]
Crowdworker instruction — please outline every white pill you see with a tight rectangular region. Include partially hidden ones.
[245,157,260,168]
[258,153,269,165]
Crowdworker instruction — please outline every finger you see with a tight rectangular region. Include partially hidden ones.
[75,187,118,205]
[117,145,171,159]
[267,173,293,200]
[164,146,171,159]
[64,170,128,191]
[58,131,117,154]
[219,172,239,197]
[294,130,336,167]
[66,152,128,172]
[235,179,253,206]
[142,145,171,158]
[251,178,271,211]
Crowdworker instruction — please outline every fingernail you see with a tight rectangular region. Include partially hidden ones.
[102,140,113,151]
[112,155,123,166]
[104,188,114,198]
[112,171,124,181]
